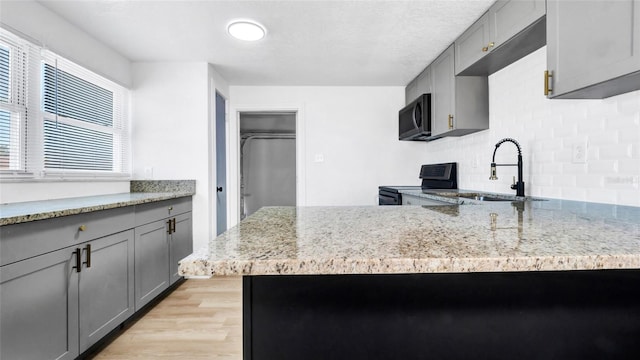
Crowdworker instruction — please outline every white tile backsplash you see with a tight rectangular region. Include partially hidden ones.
[424,47,640,206]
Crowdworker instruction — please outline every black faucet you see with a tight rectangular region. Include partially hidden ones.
[489,138,525,197]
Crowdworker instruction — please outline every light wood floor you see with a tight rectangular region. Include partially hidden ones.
[92,277,243,360]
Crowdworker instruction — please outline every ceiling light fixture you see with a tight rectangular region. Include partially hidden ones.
[227,20,266,41]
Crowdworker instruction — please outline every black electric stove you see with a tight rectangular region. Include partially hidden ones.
[379,162,457,205]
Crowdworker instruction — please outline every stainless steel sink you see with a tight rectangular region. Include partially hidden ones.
[453,193,515,201]
[430,192,545,202]
[470,195,514,202]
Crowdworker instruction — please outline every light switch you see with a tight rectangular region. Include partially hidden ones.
[144,167,154,179]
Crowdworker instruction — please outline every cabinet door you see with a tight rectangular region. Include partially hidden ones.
[1,248,80,360]
[547,0,640,98]
[405,78,418,105]
[490,0,545,46]
[415,67,432,95]
[78,230,135,352]
[134,220,170,310]
[170,212,193,284]
[455,12,490,74]
[431,45,456,137]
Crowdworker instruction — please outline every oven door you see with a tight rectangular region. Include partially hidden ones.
[378,190,401,205]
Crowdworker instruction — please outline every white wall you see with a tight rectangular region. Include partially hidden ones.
[0,0,131,87]
[0,181,130,203]
[424,47,640,207]
[132,62,229,250]
[242,137,297,217]
[228,86,427,224]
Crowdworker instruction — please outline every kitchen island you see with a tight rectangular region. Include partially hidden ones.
[179,198,640,359]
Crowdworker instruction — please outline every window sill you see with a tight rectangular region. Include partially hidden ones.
[0,173,131,183]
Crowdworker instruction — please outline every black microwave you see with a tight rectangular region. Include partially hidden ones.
[399,93,431,140]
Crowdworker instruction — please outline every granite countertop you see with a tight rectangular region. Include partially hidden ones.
[0,180,195,226]
[179,194,640,277]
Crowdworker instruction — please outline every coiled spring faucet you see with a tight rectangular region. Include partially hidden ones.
[490,138,525,197]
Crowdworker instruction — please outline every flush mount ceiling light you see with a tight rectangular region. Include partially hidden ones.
[227,20,266,41]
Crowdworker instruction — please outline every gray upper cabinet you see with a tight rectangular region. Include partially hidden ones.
[490,0,546,48]
[456,0,546,76]
[546,0,640,99]
[405,78,419,105]
[432,47,455,137]
[455,11,491,75]
[431,45,489,138]
[405,67,431,105]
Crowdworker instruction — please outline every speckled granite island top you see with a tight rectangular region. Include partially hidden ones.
[180,200,640,277]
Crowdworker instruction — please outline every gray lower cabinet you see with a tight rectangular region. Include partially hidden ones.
[455,0,546,76]
[134,219,171,309]
[134,197,193,310]
[170,212,193,284]
[0,229,134,359]
[431,44,489,139]
[0,196,193,359]
[546,0,640,98]
[79,230,135,353]
[1,246,80,360]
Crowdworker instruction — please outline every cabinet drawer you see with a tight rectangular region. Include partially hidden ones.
[0,207,134,267]
[134,197,192,226]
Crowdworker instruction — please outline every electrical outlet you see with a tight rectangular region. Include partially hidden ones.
[572,141,587,164]
[314,153,324,163]
[604,176,639,188]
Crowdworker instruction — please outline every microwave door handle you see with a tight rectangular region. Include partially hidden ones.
[412,103,421,130]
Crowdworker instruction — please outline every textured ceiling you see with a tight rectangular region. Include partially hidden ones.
[35,0,494,86]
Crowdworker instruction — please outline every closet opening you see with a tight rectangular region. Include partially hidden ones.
[239,112,296,219]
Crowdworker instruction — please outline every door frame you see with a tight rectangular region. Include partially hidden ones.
[228,104,306,227]
[207,77,230,244]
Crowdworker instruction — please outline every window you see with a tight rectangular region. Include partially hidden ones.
[0,28,130,178]
[41,54,129,174]
[0,36,28,173]
[0,45,11,169]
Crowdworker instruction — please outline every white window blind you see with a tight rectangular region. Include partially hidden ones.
[0,30,34,174]
[0,26,130,179]
[41,51,130,176]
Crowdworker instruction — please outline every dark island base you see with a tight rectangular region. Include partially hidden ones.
[243,270,640,360]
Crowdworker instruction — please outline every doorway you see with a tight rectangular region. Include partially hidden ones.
[239,112,296,219]
[215,92,227,235]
